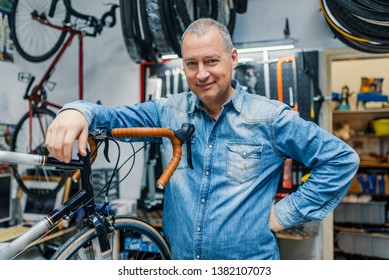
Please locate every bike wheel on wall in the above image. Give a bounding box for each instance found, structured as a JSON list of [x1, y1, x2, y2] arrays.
[[10, 107, 69, 199], [51, 216, 172, 260], [216, 0, 236, 35], [10, 0, 71, 62], [120, 0, 240, 63]]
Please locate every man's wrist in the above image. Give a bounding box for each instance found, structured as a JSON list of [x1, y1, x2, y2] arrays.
[[270, 205, 285, 232]]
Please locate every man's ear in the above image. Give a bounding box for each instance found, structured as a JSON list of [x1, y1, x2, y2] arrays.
[[231, 48, 238, 68]]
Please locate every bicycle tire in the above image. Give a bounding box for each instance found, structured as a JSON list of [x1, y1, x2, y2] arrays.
[[51, 216, 172, 260], [159, 0, 182, 57], [10, 107, 70, 199], [328, 24, 389, 54], [355, 0, 389, 12], [119, 0, 143, 63], [325, 0, 389, 42], [146, 0, 175, 59], [10, 0, 71, 63], [174, 0, 192, 32], [337, 0, 389, 21], [138, 0, 161, 63], [216, 0, 236, 35]]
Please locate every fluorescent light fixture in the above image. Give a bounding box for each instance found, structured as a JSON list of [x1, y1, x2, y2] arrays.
[[237, 57, 254, 63], [161, 54, 179, 60], [235, 38, 296, 54], [237, 44, 295, 54]]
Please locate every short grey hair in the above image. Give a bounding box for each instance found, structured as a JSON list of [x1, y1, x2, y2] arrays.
[[181, 18, 233, 53]]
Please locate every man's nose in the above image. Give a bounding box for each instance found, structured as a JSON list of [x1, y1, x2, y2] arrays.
[[196, 64, 209, 80]]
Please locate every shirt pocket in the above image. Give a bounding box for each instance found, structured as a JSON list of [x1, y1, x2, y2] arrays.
[[227, 143, 262, 184]]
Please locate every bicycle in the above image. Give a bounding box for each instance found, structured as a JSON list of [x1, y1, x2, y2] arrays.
[[0, 124, 195, 260], [9, 0, 119, 199]]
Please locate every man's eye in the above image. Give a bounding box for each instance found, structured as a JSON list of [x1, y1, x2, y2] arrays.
[[207, 59, 219, 65], [186, 61, 196, 67]]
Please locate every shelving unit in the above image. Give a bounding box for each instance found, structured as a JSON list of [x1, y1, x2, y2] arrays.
[[333, 108, 389, 259]]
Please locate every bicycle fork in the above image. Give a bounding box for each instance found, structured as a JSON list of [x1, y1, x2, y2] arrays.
[[82, 213, 114, 260]]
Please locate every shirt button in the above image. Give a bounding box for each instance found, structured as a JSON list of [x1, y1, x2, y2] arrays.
[[196, 255, 201, 259], [208, 144, 213, 149], [201, 198, 206, 203], [205, 171, 209, 176], [196, 227, 201, 232]]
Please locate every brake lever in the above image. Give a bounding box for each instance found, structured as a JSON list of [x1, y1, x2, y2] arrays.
[[186, 140, 193, 169], [174, 123, 195, 169], [89, 130, 110, 162], [103, 139, 110, 163]]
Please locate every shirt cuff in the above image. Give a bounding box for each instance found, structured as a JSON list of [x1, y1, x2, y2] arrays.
[[59, 101, 93, 127], [273, 195, 304, 228]]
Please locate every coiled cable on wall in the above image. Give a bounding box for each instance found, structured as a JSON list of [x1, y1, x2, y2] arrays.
[[320, 0, 389, 53]]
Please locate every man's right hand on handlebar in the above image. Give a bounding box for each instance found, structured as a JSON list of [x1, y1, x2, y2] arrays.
[[45, 109, 89, 163]]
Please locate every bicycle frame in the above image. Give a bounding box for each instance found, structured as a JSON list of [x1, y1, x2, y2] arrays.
[[0, 150, 92, 260], [20, 0, 119, 109], [20, 14, 86, 156], [27, 13, 85, 109]]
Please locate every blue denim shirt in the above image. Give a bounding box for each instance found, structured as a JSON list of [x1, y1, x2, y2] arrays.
[[62, 80, 359, 260]]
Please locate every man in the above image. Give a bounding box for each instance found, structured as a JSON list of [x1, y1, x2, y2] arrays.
[[45, 18, 359, 259]]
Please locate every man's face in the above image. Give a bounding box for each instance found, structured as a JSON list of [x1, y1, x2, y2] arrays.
[[181, 27, 238, 107]]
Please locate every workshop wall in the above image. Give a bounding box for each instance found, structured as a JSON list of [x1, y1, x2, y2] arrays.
[[0, 0, 343, 202]]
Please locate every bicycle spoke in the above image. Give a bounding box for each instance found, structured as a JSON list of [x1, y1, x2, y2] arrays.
[[11, 108, 69, 199], [51, 217, 171, 260], [11, 0, 70, 62]]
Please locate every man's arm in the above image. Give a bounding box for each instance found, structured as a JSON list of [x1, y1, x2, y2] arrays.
[[271, 108, 360, 228]]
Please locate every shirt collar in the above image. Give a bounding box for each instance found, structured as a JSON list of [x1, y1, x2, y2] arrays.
[[192, 79, 244, 114]]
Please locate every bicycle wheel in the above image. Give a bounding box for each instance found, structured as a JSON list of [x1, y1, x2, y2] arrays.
[[216, 0, 236, 35], [51, 216, 172, 260], [10, 107, 69, 199], [10, 0, 70, 62]]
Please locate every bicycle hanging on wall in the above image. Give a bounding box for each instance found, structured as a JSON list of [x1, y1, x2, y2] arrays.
[[9, 0, 118, 199]]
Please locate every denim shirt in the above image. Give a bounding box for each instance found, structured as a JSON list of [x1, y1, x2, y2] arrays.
[[62, 80, 359, 260]]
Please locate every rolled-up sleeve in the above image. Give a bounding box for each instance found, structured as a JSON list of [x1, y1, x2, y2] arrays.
[[272, 109, 360, 228]]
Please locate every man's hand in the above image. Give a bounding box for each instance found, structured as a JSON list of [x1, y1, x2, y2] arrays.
[[45, 109, 89, 163]]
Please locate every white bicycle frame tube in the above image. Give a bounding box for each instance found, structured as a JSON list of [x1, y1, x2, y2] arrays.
[[0, 220, 51, 259], [0, 150, 45, 166]]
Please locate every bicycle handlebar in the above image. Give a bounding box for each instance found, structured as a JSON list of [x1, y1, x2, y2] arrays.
[[108, 124, 195, 189], [0, 124, 194, 190], [45, 0, 119, 37]]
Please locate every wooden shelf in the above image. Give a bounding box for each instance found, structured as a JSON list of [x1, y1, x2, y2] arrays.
[[333, 108, 389, 115], [359, 161, 389, 168], [350, 134, 388, 138]]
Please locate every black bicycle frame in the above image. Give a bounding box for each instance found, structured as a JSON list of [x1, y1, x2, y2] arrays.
[[0, 148, 116, 260]]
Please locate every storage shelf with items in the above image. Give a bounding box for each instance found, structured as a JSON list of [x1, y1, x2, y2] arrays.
[[333, 109, 389, 167], [333, 106, 389, 259]]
